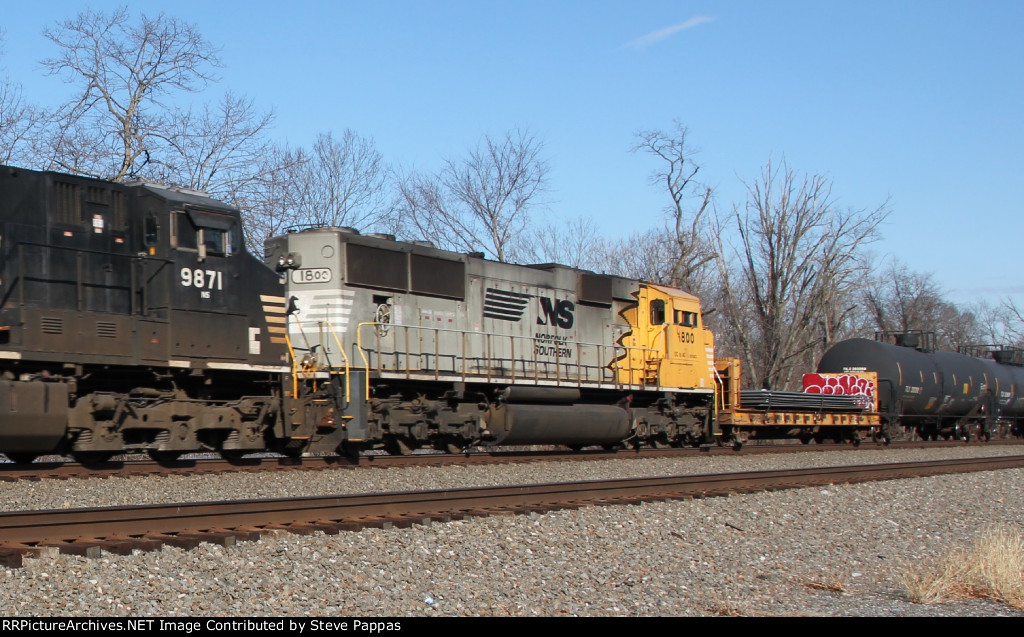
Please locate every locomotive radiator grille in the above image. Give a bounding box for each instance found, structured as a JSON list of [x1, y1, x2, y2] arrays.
[[96, 322, 118, 339], [40, 317, 63, 335]]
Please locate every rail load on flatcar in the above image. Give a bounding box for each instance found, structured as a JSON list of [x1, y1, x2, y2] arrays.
[[712, 358, 884, 447]]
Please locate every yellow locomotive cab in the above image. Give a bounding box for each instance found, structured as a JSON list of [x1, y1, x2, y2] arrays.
[[617, 283, 715, 390]]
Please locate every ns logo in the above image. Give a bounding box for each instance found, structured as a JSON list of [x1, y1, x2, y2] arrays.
[[537, 297, 575, 329]]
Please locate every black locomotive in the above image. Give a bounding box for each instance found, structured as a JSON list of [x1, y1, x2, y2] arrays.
[[0, 165, 298, 462]]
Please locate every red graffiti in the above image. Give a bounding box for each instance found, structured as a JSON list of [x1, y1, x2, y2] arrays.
[[802, 373, 875, 400]]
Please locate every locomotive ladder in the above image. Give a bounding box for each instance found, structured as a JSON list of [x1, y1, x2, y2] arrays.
[[642, 357, 661, 385]]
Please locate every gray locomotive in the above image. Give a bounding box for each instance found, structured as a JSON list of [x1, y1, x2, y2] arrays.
[[263, 225, 718, 454]]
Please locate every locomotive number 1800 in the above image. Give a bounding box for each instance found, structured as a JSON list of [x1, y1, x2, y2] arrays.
[[181, 267, 224, 291]]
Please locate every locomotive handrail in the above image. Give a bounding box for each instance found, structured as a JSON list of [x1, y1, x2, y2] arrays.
[[324, 321, 352, 404], [354, 321, 661, 388], [354, 322, 374, 401], [278, 316, 358, 407], [13, 239, 175, 261], [649, 322, 669, 354], [283, 332, 300, 399], [13, 240, 176, 316]]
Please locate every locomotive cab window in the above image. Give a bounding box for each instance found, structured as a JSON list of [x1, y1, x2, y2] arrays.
[[650, 299, 666, 325], [674, 310, 698, 327], [203, 228, 227, 256], [144, 215, 159, 248], [172, 212, 198, 250], [172, 210, 239, 257]]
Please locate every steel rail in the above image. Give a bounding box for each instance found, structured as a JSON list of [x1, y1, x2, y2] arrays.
[[1, 456, 1022, 553], [4, 439, 1020, 482]]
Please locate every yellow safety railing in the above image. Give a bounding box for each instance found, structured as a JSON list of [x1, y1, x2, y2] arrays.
[[284, 317, 356, 404], [324, 320, 352, 403]]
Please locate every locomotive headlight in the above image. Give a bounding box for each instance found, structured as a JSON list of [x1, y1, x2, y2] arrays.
[[276, 252, 302, 270]]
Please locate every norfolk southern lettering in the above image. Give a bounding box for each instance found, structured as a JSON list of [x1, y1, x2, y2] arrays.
[[534, 332, 574, 358], [535, 296, 575, 356]]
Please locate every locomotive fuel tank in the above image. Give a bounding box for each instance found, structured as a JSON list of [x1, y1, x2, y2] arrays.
[[485, 387, 632, 446], [485, 403, 631, 446]]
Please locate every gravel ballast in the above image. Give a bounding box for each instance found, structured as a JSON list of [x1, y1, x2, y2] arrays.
[[2, 445, 1023, 617]]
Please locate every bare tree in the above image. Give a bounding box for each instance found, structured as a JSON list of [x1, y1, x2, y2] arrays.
[[234, 144, 301, 253], [397, 129, 548, 262], [862, 260, 980, 350], [632, 122, 716, 294], [282, 130, 395, 233], [998, 300, 1024, 347], [40, 7, 221, 181], [0, 34, 45, 167], [588, 230, 670, 282], [235, 131, 395, 252], [153, 91, 276, 196], [0, 81, 44, 167], [523, 215, 603, 269], [714, 158, 888, 390]]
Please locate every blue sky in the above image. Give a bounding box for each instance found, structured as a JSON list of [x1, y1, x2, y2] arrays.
[[3, 1, 1023, 306]]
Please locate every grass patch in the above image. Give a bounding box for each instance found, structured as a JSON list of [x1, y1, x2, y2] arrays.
[[902, 525, 1024, 609]]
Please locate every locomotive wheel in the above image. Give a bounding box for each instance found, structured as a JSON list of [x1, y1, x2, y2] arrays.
[[651, 435, 671, 449], [223, 448, 262, 464], [148, 450, 182, 464], [74, 452, 115, 466], [436, 440, 463, 455], [5, 453, 38, 464], [385, 436, 414, 455], [339, 441, 364, 458]]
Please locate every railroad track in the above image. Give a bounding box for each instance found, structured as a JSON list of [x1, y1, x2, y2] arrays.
[[3, 439, 1019, 482], [2, 454, 1023, 568]]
